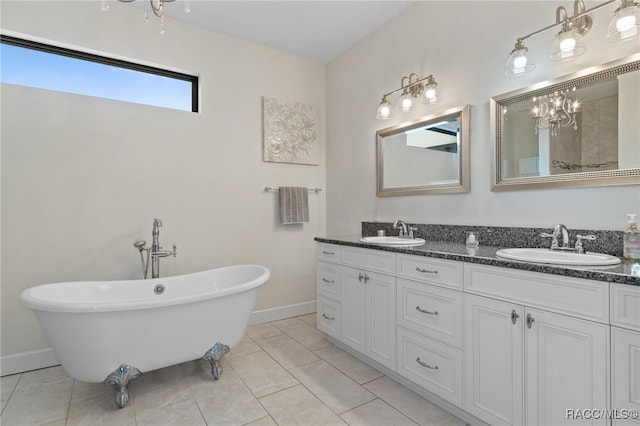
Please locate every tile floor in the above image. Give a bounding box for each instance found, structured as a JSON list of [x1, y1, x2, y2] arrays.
[[0, 313, 467, 426]]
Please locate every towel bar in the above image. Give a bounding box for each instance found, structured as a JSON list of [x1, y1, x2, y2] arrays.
[[264, 186, 322, 193]]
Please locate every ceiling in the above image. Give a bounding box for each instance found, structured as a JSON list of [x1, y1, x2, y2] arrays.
[[151, 1, 415, 63]]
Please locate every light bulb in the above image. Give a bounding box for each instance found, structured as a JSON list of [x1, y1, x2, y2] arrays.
[[559, 36, 576, 51], [617, 15, 636, 31], [513, 55, 528, 68]]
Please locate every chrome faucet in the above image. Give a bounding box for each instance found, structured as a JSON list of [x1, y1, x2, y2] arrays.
[[540, 224, 596, 253], [541, 224, 571, 250], [133, 219, 177, 279], [393, 220, 417, 239]]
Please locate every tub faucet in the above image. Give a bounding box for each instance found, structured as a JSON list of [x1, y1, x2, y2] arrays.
[[152, 219, 162, 253], [134, 219, 176, 279]]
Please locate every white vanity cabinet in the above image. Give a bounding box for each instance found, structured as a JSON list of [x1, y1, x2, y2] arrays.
[[611, 284, 640, 425], [316, 240, 635, 426], [317, 244, 396, 370], [463, 264, 610, 426]]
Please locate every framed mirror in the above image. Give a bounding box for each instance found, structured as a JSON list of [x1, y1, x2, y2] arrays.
[[377, 105, 470, 196], [491, 53, 640, 191]]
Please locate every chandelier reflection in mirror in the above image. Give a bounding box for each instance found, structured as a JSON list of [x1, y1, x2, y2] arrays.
[[376, 73, 439, 120], [505, 0, 639, 77], [531, 89, 580, 136], [100, 0, 191, 34]]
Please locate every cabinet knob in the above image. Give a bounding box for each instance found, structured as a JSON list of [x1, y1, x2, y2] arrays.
[[511, 310, 520, 324], [416, 357, 439, 370], [526, 313, 535, 329], [358, 273, 364, 282]]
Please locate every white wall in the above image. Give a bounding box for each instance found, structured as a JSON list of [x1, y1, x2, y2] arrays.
[[326, 1, 640, 235], [1, 1, 325, 364]]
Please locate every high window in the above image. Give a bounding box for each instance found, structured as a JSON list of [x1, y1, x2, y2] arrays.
[[1, 35, 199, 113]]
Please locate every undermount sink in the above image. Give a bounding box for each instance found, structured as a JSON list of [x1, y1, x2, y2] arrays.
[[360, 236, 426, 247], [496, 248, 621, 266]]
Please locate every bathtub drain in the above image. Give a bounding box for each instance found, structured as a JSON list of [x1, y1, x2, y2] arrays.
[[153, 284, 165, 295]]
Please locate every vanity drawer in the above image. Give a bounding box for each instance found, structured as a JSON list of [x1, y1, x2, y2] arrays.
[[397, 327, 463, 406], [342, 246, 395, 274], [464, 263, 609, 324], [318, 243, 342, 263], [397, 279, 463, 348], [317, 297, 341, 339], [611, 284, 640, 332], [317, 261, 341, 300], [397, 254, 463, 289]]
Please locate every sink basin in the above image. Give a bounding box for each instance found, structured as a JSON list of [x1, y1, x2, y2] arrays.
[[496, 248, 621, 266], [360, 236, 426, 247]]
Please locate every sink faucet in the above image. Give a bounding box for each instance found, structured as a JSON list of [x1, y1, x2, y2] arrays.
[[393, 220, 417, 239], [540, 224, 570, 250]]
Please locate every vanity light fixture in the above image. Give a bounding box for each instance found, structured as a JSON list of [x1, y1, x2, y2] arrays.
[[607, 0, 640, 41], [531, 89, 580, 137], [504, 0, 639, 76], [376, 73, 439, 120], [100, 0, 191, 34]]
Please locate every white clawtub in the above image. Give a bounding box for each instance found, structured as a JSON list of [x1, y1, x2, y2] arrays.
[[20, 264, 269, 407]]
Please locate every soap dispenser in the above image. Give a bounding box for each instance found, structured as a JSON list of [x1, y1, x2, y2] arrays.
[[623, 213, 640, 261]]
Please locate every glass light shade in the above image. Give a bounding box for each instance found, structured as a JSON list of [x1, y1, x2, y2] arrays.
[[607, 3, 640, 41], [550, 29, 586, 61], [505, 48, 535, 76], [421, 82, 438, 104], [397, 92, 414, 112], [376, 98, 392, 119]]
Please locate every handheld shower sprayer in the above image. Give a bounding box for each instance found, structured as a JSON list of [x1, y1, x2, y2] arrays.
[[133, 240, 150, 279]]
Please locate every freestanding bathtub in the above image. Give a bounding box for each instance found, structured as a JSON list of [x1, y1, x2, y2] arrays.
[[20, 264, 269, 407]]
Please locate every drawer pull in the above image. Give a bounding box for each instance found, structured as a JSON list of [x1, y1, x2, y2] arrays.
[[322, 313, 335, 321], [322, 251, 335, 255], [322, 278, 335, 284], [416, 306, 438, 315], [416, 357, 439, 370], [416, 267, 438, 274]]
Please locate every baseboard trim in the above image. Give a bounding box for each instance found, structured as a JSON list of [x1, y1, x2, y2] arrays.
[[1, 348, 60, 377], [2, 301, 318, 376], [249, 300, 316, 325]]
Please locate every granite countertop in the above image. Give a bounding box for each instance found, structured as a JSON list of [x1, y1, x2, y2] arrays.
[[315, 235, 640, 286]]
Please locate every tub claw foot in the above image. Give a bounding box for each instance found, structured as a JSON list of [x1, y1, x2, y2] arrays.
[[203, 342, 230, 380], [104, 364, 141, 409]]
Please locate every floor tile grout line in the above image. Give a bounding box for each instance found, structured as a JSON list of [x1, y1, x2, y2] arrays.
[[191, 394, 209, 426], [0, 373, 23, 417]]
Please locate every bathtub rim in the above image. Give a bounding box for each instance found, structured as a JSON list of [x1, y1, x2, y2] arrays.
[[20, 264, 270, 314]]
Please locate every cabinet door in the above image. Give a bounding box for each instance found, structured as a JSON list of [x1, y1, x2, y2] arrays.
[[463, 294, 524, 426], [612, 327, 640, 425], [525, 308, 609, 426], [342, 266, 366, 353], [365, 270, 396, 370]]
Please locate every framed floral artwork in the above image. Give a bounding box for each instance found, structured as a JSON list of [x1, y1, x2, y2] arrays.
[[262, 96, 319, 165]]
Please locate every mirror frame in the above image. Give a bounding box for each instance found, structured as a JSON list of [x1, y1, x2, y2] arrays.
[[490, 53, 640, 191], [376, 105, 470, 197]]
